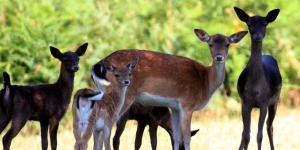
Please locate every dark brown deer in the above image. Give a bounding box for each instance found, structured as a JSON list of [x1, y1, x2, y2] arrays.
[[91, 29, 248, 150], [73, 58, 138, 150], [0, 43, 88, 150], [234, 7, 282, 150], [113, 102, 199, 150]]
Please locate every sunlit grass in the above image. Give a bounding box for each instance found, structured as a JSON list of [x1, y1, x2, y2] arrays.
[[0, 105, 299, 150]]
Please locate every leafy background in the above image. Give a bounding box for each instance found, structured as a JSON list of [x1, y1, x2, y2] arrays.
[[0, 0, 299, 133]]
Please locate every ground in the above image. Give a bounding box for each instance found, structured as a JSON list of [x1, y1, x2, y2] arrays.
[[0, 105, 299, 150]]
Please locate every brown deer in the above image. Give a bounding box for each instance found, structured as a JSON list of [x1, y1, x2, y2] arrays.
[[72, 58, 138, 150], [113, 102, 199, 150], [0, 43, 88, 150], [91, 29, 248, 150], [234, 7, 282, 150]]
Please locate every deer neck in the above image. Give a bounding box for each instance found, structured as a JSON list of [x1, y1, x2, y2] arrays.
[[56, 65, 75, 100], [248, 39, 264, 80], [109, 84, 128, 114], [208, 61, 226, 93]]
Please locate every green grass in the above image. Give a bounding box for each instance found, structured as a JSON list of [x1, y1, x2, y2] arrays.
[[1, 105, 299, 150]]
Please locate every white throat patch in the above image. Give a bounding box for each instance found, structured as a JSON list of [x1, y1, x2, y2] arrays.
[[91, 72, 111, 92]]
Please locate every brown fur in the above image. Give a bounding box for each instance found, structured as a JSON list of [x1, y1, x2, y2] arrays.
[[92, 29, 248, 150], [0, 43, 87, 150], [73, 58, 138, 150], [72, 88, 100, 150]]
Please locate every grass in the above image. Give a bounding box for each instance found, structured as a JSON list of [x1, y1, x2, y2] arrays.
[[0, 105, 299, 150]]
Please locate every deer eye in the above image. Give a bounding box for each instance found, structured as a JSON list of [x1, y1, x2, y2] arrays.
[[115, 74, 119, 78], [209, 44, 213, 47], [64, 59, 70, 64], [226, 44, 230, 47], [129, 73, 131, 76]]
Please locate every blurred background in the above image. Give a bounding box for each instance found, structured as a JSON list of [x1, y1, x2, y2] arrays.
[[0, 0, 299, 149]]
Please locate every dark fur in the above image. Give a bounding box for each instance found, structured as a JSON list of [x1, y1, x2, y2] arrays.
[[0, 72, 11, 115], [0, 43, 87, 150], [234, 7, 282, 150], [92, 62, 108, 82], [113, 102, 199, 150]]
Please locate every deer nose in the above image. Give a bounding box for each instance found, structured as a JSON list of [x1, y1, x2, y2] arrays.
[[72, 66, 79, 71], [215, 55, 224, 62], [123, 80, 130, 85], [252, 34, 264, 41]]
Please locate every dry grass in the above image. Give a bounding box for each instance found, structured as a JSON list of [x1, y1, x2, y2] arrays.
[[0, 105, 299, 150]]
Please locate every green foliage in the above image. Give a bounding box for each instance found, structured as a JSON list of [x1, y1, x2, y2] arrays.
[[1, 0, 300, 133]]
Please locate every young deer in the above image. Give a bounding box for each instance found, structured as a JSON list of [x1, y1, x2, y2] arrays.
[[72, 58, 138, 150], [91, 29, 248, 150], [234, 7, 282, 150], [0, 43, 88, 150], [113, 102, 199, 150]]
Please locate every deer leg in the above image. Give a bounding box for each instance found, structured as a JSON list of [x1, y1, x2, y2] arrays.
[[135, 121, 146, 150], [113, 115, 128, 150], [181, 110, 192, 150], [103, 126, 112, 150], [239, 105, 252, 150], [93, 130, 101, 150], [171, 110, 181, 150], [98, 131, 104, 150], [160, 120, 174, 150], [266, 101, 278, 150], [166, 129, 175, 150], [2, 117, 27, 150], [149, 121, 159, 150], [40, 121, 49, 150], [49, 118, 59, 150], [79, 142, 88, 150], [257, 106, 267, 150], [0, 113, 10, 134], [74, 141, 80, 150]]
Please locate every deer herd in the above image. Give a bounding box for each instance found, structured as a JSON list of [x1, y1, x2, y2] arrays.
[[0, 6, 282, 150]]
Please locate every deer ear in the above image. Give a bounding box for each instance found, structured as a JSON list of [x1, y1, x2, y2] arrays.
[[76, 43, 88, 56], [265, 9, 280, 23], [194, 29, 210, 42], [127, 57, 139, 71], [234, 7, 249, 23], [229, 31, 248, 43], [103, 59, 116, 72], [50, 46, 62, 59]]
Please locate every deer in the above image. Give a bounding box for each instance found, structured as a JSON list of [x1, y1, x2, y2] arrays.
[[0, 43, 88, 150], [113, 102, 199, 150], [72, 58, 138, 150], [233, 7, 282, 150], [91, 29, 248, 150]]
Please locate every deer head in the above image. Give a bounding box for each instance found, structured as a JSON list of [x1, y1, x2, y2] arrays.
[[194, 29, 248, 63], [50, 43, 88, 72], [234, 7, 280, 41], [103, 57, 139, 87]]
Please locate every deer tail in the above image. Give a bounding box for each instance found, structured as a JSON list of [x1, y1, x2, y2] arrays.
[[1, 72, 12, 114], [3, 72, 11, 87]]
